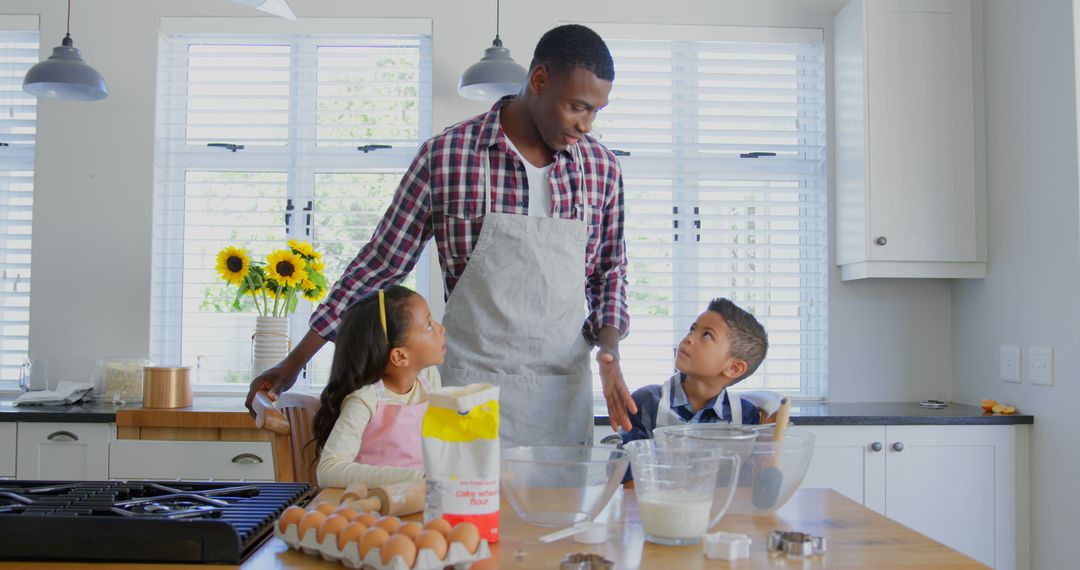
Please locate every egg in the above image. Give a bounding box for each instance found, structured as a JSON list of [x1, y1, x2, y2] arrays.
[[312, 501, 337, 515], [374, 515, 402, 534], [448, 521, 481, 554], [278, 505, 306, 533], [334, 506, 360, 522], [358, 527, 390, 558], [381, 534, 418, 567], [415, 529, 449, 560], [423, 517, 452, 537], [298, 510, 328, 539], [354, 512, 378, 527], [396, 521, 423, 540], [337, 521, 369, 551], [317, 514, 350, 544]]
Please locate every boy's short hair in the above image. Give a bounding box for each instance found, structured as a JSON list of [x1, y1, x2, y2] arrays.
[[708, 298, 768, 384], [530, 24, 615, 82]]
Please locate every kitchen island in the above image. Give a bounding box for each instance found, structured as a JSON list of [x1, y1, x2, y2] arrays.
[[0, 487, 983, 569]]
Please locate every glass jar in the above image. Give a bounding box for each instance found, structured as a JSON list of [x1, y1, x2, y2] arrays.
[[95, 358, 149, 403]]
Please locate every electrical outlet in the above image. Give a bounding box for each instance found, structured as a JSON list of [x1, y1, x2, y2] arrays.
[[1029, 346, 1054, 386], [1000, 345, 1021, 383]]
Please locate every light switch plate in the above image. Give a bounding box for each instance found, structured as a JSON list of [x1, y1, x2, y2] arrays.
[[1000, 345, 1021, 383], [1029, 346, 1053, 386]]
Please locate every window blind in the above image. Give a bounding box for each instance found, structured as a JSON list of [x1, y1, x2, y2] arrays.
[[594, 33, 828, 398], [151, 31, 432, 389], [0, 25, 38, 386]]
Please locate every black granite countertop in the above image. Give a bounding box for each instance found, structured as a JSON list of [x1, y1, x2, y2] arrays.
[[4, 396, 1033, 426], [594, 401, 1034, 426], [0, 397, 122, 423]]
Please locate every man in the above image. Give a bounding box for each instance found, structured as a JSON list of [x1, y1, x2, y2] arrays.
[[246, 24, 635, 446]]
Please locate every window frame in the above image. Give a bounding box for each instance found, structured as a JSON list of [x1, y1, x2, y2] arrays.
[[150, 21, 433, 394]]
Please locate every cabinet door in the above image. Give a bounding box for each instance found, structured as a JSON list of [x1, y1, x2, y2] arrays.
[[866, 0, 976, 262], [884, 425, 1004, 568], [798, 426, 886, 513], [109, 440, 276, 481], [16, 422, 112, 480], [0, 422, 16, 477]]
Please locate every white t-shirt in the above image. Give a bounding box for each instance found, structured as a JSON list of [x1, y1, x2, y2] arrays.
[[503, 133, 553, 217], [316, 366, 441, 488]]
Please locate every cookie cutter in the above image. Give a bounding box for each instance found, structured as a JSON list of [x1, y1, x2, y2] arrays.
[[559, 553, 614, 570], [768, 530, 827, 556]]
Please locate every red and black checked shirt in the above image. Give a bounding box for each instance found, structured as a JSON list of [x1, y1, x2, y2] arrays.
[[310, 97, 629, 343]]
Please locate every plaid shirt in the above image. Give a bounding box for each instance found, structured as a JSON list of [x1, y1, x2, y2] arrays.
[[310, 97, 629, 343]]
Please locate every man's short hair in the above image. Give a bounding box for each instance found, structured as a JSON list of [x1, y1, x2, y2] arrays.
[[530, 24, 615, 82], [708, 298, 769, 383]]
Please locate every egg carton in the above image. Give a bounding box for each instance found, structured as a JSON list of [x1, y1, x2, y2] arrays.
[[275, 521, 492, 569], [337, 539, 493, 570]]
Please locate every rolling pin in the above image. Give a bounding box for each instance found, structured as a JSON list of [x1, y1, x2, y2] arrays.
[[339, 482, 369, 504], [342, 479, 425, 517]]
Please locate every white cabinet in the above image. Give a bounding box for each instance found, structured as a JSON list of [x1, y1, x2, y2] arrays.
[[800, 424, 1028, 570], [834, 0, 986, 280], [109, 440, 275, 481], [15, 422, 112, 480], [0, 422, 16, 477]]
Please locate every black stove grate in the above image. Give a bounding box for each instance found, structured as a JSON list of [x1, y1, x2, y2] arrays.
[[0, 479, 317, 564]]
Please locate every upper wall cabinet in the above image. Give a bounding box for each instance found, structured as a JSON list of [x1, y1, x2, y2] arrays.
[[834, 0, 986, 280]]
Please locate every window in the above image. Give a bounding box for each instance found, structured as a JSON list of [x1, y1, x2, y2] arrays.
[[592, 25, 828, 399], [151, 23, 432, 390], [0, 20, 38, 387]]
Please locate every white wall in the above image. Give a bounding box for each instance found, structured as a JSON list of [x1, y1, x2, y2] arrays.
[[7, 0, 953, 404], [953, 1, 1079, 568]]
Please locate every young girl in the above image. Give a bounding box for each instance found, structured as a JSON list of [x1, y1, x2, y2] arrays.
[[312, 285, 446, 487]]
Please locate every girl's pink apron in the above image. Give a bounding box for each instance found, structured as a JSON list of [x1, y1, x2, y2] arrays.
[[355, 377, 429, 469]]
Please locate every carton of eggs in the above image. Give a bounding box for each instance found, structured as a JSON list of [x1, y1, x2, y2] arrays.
[[275, 502, 491, 569]]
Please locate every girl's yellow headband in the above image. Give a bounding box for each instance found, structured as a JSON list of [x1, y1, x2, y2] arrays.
[[378, 289, 387, 339]]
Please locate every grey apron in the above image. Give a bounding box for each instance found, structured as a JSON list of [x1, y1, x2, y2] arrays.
[[440, 147, 593, 447], [656, 375, 743, 428]]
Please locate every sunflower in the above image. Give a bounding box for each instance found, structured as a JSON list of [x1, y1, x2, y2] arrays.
[[303, 287, 325, 302], [265, 250, 308, 288], [288, 239, 316, 259], [215, 246, 250, 285], [308, 258, 325, 274]]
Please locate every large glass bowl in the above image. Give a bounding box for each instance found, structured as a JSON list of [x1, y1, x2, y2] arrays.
[[500, 445, 629, 527], [654, 425, 815, 515]]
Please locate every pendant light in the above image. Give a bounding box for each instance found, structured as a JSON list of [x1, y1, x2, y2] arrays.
[[230, 0, 297, 20], [458, 0, 527, 101], [23, 0, 107, 101]]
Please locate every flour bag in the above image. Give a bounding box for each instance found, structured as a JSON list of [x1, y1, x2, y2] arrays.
[[421, 383, 500, 542]]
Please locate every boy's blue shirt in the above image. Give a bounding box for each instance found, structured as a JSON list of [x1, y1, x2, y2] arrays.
[[621, 373, 761, 445]]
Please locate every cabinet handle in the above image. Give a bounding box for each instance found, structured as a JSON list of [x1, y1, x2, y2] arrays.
[[870, 441, 883, 452], [600, 434, 622, 446], [875, 236, 888, 246], [46, 430, 79, 442], [231, 453, 264, 464], [892, 442, 904, 452]]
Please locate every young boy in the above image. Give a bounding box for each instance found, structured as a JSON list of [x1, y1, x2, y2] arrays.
[[622, 298, 769, 444]]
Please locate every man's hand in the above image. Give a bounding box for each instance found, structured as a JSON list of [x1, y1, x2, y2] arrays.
[[245, 328, 329, 417], [596, 326, 637, 432], [244, 364, 299, 417]]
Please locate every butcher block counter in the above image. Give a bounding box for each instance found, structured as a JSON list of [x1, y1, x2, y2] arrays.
[[0, 487, 983, 569]]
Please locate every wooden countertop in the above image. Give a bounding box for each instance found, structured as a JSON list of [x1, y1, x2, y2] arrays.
[[1, 488, 985, 569]]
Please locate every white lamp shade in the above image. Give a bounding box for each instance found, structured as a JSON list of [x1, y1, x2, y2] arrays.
[[23, 43, 107, 101], [231, 0, 296, 20], [458, 43, 527, 101]]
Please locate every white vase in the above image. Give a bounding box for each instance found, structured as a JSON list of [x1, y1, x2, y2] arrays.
[[252, 316, 291, 377]]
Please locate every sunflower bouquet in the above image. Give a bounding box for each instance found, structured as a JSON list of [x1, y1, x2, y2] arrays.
[[215, 240, 328, 316]]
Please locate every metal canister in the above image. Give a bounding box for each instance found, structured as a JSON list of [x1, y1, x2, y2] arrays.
[[141, 366, 193, 408]]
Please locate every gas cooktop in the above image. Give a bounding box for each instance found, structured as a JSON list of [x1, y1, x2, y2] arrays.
[[0, 479, 317, 564]]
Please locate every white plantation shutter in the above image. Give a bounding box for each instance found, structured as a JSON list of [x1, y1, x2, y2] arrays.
[[0, 21, 38, 386], [151, 27, 432, 389], [593, 27, 828, 398]]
